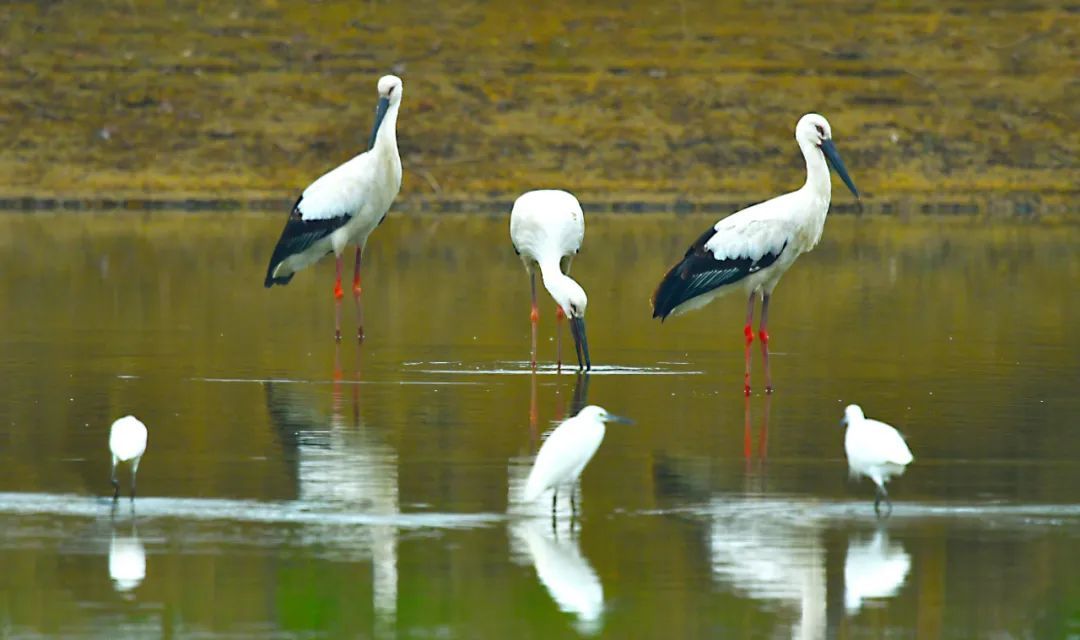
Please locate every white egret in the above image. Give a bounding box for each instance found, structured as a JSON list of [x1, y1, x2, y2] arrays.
[[523, 405, 633, 518], [510, 189, 590, 370], [264, 74, 404, 343], [651, 113, 860, 395], [109, 415, 147, 500], [842, 404, 914, 516]]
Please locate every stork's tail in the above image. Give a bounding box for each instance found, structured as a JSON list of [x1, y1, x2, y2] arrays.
[[651, 258, 692, 321]]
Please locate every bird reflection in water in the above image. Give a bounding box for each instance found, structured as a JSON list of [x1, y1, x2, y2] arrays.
[[844, 528, 911, 615], [510, 518, 605, 636], [742, 394, 771, 494], [108, 508, 145, 595], [264, 343, 398, 635]]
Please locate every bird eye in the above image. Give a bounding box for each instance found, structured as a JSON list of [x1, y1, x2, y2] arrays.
[[814, 124, 825, 137]]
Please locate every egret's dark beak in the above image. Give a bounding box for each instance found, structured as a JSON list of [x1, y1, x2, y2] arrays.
[[821, 139, 860, 204], [606, 414, 635, 426], [368, 96, 390, 149], [569, 316, 591, 371], [840, 417, 848, 427]]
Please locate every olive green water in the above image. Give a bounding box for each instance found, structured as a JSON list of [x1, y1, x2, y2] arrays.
[[0, 212, 1077, 638]]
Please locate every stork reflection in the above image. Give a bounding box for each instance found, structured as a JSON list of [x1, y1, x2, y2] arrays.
[[264, 345, 398, 634]]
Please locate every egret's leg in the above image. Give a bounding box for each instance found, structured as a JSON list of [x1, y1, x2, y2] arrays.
[[759, 292, 773, 394], [130, 457, 141, 500], [873, 485, 892, 518], [530, 271, 539, 369], [333, 255, 345, 343], [744, 293, 757, 396], [111, 457, 119, 500], [353, 247, 365, 343]]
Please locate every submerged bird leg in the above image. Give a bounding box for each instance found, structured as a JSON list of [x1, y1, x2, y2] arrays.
[[744, 293, 757, 396], [555, 306, 566, 373], [530, 271, 539, 369], [353, 247, 365, 343], [111, 458, 119, 500], [333, 256, 345, 342], [873, 485, 892, 518], [759, 292, 773, 394]]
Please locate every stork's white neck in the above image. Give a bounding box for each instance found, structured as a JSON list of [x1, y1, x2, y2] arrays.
[[799, 138, 832, 205], [373, 102, 400, 155], [538, 259, 578, 312]]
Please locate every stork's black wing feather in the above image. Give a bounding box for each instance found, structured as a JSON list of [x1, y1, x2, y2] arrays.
[[263, 196, 351, 287], [651, 226, 786, 320]]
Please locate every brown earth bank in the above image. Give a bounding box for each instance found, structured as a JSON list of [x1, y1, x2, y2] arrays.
[[0, 0, 1076, 213]]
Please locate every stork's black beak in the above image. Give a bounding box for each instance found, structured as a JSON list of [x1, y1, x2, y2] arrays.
[[569, 317, 591, 371], [368, 96, 390, 149], [821, 139, 860, 204], [606, 414, 635, 425]]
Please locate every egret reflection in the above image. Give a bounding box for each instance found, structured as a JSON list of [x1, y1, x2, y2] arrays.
[[510, 519, 604, 636], [108, 519, 145, 593], [844, 529, 911, 614]]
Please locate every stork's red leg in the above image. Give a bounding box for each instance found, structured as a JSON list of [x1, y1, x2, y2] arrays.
[[759, 292, 773, 394], [353, 247, 365, 343], [744, 292, 757, 396], [334, 256, 344, 342], [530, 270, 539, 369]]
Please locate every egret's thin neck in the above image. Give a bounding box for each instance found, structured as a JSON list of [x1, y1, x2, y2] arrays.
[[799, 139, 832, 202]]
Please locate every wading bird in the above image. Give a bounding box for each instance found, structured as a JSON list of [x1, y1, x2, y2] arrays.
[[109, 415, 147, 500], [510, 190, 590, 370], [842, 404, 913, 517], [523, 405, 633, 519], [264, 74, 404, 343], [651, 114, 860, 395]]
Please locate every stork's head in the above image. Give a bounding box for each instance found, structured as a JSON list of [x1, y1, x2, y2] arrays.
[[796, 113, 860, 202], [576, 405, 634, 425], [841, 404, 865, 427], [552, 277, 588, 320], [369, 75, 403, 148], [378, 75, 403, 104]]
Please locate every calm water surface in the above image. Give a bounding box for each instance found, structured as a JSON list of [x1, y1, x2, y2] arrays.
[[0, 212, 1077, 638]]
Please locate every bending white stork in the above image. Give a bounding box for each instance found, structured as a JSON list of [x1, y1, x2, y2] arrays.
[[109, 415, 147, 501], [842, 404, 914, 517], [510, 190, 590, 370], [651, 113, 859, 395], [523, 405, 634, 520], [264, 74, 404, 343]]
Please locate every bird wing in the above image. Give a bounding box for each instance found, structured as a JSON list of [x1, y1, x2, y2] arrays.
[[651, 211, 791, 319], [524, 420, 604, 502], [264, 150, 388, 286], [847, 419, 914, 466]]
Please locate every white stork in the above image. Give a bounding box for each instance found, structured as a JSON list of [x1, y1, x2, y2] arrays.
[[651, 113, 860, 395], [264, 74, 404, 343], [510, 190, 590, 370], [842, 404, 914, 517]]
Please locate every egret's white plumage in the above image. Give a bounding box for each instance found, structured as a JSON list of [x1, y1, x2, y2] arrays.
[[652, 114, 860, 394], [843, 404, 914, 515], [265, 74, 404, 342], [523, 405, 632, 515], [510, 190, 591, 370], [109, 415, 147, 500]]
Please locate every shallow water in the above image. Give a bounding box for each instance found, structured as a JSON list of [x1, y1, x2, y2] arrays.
[[0, 212, 1077, 638]]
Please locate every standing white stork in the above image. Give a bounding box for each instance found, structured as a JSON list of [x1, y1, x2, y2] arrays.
[[651, 113, 859, 395], [510, 190, 590, 370], [842, 404, 914, 517], [264, 74, 404, 343]]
